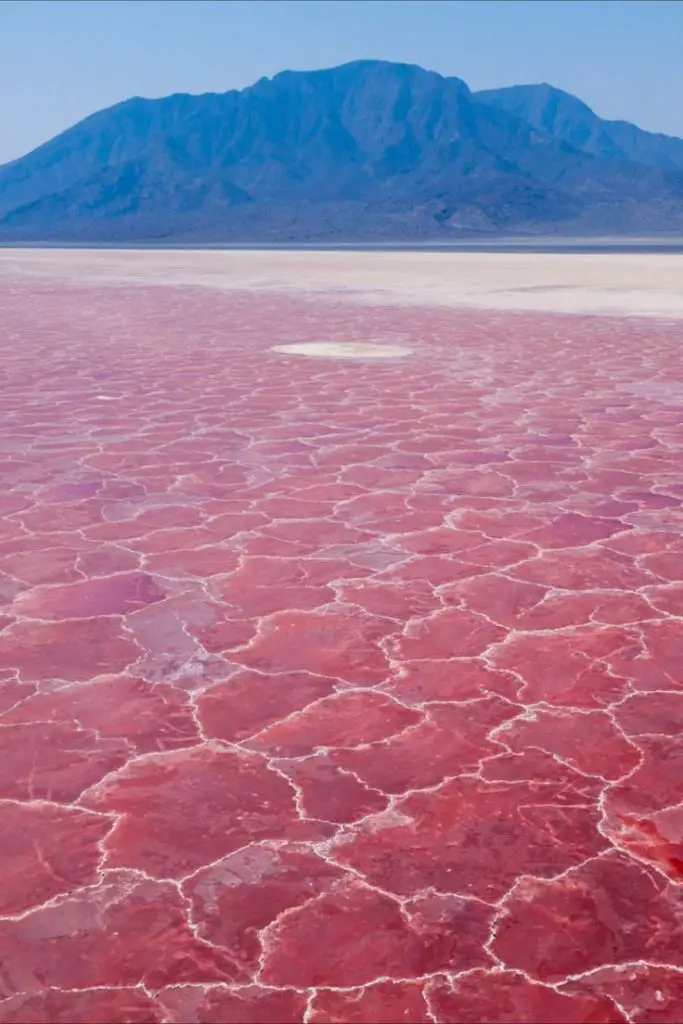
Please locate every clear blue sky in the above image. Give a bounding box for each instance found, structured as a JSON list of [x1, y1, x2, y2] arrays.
[[1, 0, 682, 164]]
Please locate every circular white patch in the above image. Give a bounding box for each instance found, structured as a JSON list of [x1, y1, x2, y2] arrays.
[[271, 342, 411, 360]]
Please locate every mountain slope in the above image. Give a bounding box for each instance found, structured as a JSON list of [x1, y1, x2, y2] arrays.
[[475, 83, 683, 172], [1, 60, 682, 241]]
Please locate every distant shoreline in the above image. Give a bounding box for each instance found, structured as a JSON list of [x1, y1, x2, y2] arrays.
[[2, 237, 683, 255], [3, 245, 683, 319]]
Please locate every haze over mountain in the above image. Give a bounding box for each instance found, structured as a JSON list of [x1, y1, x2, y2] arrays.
[[1, 59, 682, 242]]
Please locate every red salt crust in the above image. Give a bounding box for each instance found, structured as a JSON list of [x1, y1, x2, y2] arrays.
[[12, 570, 168, 619], [332, 696, 517, 793], [490, 625, 635, 707], [332, 774, 608, 903], [259, 880, 493, 987], [82, 746, 334, 878], [510, 546, 659, 590], [308, 980, 432, 1024], [2, 674, 200, 752], [492, 853, 683, 982], [243, 689, 421, 757], [604, 734, 683, 820], [213, 555, 344, 617], [275, 754, 389, 823], [1, 278, 683, 1021], [643, 581, 683, 616], [427, 971, 625, 1024], [0, 616, 141, 681], [498, 706, 640, 780], [196, 669, 339, 742], [383, 657, 521, 703], [233, 606, 396, 683], [184, 845, 346, 974], [392, 606, 507, 660], [0, 989, 165, 1024], [158, 985, 307, 1024], [613, 690, 683, 735], [0, 872, 239, 994], [563, 964, 683, 1024], [0, 720, 130, 802], [0, 801, 111, 915]]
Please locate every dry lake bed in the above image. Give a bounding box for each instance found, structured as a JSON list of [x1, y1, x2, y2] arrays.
[[1, 248, 683, 1023]]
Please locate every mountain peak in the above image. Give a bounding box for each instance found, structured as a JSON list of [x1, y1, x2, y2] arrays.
[[476, 81, 597, 122], [274, 58, 443, 77], [475, 81, 683, 169]]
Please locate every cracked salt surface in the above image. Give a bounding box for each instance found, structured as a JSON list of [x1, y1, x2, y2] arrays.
[[1, 272, 683, 1023]]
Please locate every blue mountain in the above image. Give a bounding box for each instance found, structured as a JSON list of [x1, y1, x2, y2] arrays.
[[1, 60, 682, 241]]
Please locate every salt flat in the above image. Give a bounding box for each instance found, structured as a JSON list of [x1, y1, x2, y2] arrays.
[[1, 250, 683, 1023], [1, 246, 683, 317]]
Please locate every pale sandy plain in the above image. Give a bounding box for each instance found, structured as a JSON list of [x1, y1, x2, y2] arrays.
[[0, 246, 682, 317]]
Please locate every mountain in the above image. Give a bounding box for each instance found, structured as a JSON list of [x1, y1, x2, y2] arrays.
[[1, 59, 682, 242], [475, 83, 683, 172]]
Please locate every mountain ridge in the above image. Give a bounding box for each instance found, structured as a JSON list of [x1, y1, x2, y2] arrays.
[[1, 59, 682, 242], [475, 82, 683, 171]]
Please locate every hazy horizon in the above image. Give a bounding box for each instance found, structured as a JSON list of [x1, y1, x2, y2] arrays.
[[1, 0, 682, 165]]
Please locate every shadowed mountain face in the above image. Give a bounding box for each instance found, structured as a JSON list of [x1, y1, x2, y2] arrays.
[[1, 60, 682, 241]]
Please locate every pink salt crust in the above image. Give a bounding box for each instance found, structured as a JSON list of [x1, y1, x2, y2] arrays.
[[0, 278, 683, 1024]]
